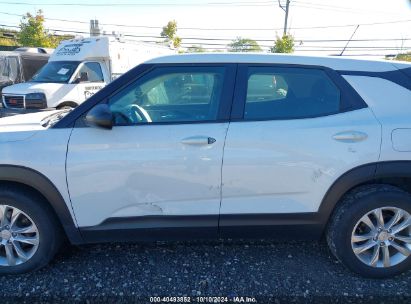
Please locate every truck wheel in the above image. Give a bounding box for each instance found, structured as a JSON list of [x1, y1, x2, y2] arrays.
[[327, 184, 411, 278], [0, 186, 63, 274]]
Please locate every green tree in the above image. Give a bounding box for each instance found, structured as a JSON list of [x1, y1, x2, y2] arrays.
[[270, 35, 295, 53], [17, 10, 59, 48], [160, 20, 181, 48], [394, 52, 411, 62], [186, 45, 205, 53], [0, 28, 18, 46], [0, 38, 17, 47], [228, 37, 262, 52]]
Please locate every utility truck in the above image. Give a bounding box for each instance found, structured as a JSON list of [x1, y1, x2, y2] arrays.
[[1, 36, 175, 112]]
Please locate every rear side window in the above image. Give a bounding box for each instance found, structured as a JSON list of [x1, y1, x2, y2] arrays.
[[244, 67, 341, 120]]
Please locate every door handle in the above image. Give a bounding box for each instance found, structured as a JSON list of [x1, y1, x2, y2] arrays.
[[181, 136, 216, 145], [332, 131, 368, 143]]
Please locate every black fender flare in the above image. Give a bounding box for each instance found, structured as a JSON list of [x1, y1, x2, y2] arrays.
[[318, 161, 411, 228], [0, 165, 83, 244]]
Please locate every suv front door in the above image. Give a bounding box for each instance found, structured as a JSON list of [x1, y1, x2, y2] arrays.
[[66, 64, 236, 239]]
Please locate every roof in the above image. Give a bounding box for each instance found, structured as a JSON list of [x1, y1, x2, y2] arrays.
[[0, 51, 50, 59], [145, 53, 403, 72]]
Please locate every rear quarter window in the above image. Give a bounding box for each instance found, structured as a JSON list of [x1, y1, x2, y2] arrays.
[[244, 67, 341, 120]]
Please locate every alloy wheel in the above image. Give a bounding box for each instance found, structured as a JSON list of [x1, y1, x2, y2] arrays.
[[351, 206, 411, 268], [0, 204, 40, 267]]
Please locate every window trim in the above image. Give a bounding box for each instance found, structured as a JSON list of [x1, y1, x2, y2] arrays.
[[107, 64, 236, 127], [231, 63, 367, 122]]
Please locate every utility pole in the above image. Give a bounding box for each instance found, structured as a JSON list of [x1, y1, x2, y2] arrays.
[[278, 0, 291, 36]]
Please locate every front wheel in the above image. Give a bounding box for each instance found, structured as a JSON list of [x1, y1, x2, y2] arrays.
[[327, 184, 411, 278], [0, 187, 63, 274]]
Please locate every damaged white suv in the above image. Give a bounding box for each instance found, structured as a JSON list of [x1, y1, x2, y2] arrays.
[[0, 53, 411, 278]]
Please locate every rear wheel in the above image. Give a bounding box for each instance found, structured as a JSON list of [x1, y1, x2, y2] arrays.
[[327, 185, 411, 278], [0, 187, 62, 274]]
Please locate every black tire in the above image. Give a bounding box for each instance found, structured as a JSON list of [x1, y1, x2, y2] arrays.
[[0, 185, 63, 274], [327, 184, 411, 278]]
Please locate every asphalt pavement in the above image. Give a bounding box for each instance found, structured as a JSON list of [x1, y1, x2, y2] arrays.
[[0, 239, 410, 303]]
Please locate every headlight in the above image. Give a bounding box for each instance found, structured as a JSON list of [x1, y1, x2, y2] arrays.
[[25, 93, 47, 109]]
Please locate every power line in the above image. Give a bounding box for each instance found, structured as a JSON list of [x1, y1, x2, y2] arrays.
[[0, 1, 277, 6], [0, 22, 410, 48], [294, 38, 411, 42], [0, 11, 410, 32], [293, 0, 406, 17], [1, 23, 411, 47]]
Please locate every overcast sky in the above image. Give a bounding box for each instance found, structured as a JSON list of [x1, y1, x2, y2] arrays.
[[0, 0, 410, 57]]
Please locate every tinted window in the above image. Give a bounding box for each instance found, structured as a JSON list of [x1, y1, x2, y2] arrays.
[[244, 67, 341, 120], [109, 66, 225, 125], [78, 62, 104, 82]]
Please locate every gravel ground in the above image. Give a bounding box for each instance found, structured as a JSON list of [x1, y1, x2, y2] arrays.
[[0, 239, 410, 303]]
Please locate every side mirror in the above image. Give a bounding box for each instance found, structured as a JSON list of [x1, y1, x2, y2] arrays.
[[85, 104, 113, 129]]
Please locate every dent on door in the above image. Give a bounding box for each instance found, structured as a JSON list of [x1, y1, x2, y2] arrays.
[[66, 123, 229, 227]]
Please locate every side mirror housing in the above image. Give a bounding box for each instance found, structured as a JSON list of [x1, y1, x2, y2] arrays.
[[85, 104, 113, 129]]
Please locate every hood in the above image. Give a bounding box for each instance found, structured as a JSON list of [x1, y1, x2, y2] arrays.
[[2, 82, 67, 97], [0, 110, 61, 142]]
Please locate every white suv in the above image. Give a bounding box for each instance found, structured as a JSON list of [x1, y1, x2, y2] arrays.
[[0, 53, 410, 277]]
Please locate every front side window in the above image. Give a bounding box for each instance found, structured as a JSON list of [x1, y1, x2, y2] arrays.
[[31, 61, 80, 83], [244, 67, 341, 120], [76, 62, 104, 82], [109, 66, 226, 125]]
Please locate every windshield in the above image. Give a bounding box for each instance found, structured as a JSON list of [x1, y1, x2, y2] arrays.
[[31, 61, 80, 83]]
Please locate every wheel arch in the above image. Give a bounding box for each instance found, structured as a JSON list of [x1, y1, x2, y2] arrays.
[[0, 165, 83, 244], [320, 161, 411, 229]]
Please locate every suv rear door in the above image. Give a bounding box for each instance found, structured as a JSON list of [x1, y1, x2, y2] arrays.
[[66, 64, 236, 240], [220, 64, 381, 236]]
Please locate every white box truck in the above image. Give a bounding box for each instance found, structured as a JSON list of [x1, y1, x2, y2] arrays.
[[1, 36, 175, 112]]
